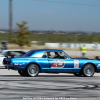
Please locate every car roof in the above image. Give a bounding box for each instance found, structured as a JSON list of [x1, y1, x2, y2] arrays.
[[30, 49, 63, 52]]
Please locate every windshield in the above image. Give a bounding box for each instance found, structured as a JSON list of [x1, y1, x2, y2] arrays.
[[63, 51, 71, 59]]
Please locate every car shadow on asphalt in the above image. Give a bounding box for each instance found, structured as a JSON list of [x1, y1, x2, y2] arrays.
[[0, 75, 99, 77], [0, 75, 74, 77], [37, 75, 75, 77], [0, 75, 20, 77], [38, 75, 99, 78]]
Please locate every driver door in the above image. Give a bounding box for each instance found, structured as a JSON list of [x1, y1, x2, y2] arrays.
[[48, 51, 74, 72]]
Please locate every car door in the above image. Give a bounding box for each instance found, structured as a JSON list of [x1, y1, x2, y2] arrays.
[[38, 52, 50, 72], [48, 51, 74, 72]]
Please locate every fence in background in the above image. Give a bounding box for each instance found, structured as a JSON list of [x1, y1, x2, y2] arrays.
[[45, 43, 100, 49]]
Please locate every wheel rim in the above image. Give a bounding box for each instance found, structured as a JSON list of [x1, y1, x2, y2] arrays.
[[28, 65, 39, 76], [84, 65, 94, 76]]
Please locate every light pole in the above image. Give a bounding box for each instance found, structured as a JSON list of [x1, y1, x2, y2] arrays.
[[9, 0, 13, 39]]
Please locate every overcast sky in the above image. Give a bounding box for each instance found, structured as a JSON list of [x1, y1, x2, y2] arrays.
[[0, 0, 100, 32]]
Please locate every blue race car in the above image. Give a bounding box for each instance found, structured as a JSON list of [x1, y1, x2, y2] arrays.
[[3, 49, 100, 77]]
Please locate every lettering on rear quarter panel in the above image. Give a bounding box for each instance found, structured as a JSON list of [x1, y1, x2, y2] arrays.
[[74, 60, 79, 68]]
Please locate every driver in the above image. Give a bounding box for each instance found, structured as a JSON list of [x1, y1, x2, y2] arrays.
[[54, 52, 61, 58]]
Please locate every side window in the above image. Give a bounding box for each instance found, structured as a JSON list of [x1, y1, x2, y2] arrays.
[[42, 52, 48, 58], [54, 52, 65, 59], [8, 51, 15, 56], [11, 51, 25, 57], [42, 51, 65, 59], [14, 51, 22, 56], [57, 52, 64, 57], [42, 52, 55, 58], [48, 52, 55, 58]]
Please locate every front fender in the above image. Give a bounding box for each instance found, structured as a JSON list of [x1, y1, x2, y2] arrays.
[[81, 62, 97, 71]]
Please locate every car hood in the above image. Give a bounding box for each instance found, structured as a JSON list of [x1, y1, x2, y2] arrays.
[[0, 54, 4, 57]]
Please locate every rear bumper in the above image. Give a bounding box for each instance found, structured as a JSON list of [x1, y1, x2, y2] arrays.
[[4, 64, 14, 69]]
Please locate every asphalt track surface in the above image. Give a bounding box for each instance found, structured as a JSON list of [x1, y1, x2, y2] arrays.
[[0, 69, 100, 100], [0, 50, 100, 100]]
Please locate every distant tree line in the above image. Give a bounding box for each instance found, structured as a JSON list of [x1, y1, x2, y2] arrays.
[[0, 21, 100, 48]]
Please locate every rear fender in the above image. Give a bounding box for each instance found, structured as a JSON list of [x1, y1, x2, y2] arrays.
[[25, 62, 41, 72]]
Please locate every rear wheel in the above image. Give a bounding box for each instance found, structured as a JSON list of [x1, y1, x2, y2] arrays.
[[26, 64, 39, 77], [82, 64, 95, 77], [18, 70, 27, 76], [73, 72, 82, 76]]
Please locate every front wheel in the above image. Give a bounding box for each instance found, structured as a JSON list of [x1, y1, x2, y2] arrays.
[[82, 64, 95, 77], [26, 64, 39, 77]]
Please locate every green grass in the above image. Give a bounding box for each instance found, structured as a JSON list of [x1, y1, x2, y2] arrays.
[[28, 34, 100, 43], [0, 33, 100, 43], [0, 34, 9, 41]]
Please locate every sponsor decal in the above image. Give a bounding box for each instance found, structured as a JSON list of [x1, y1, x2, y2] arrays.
[[51, 60, 65, 68], [14, 63, 19, 65], [14, 63, 25, 65], [20, 63, 22, 65], [74, 60, 79, 68], [97, 64, 100, 67]]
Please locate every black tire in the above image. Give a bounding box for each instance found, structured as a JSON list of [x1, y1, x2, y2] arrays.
[[18, 70, 27, 76], [26, 64, 39, 77], [73, 72, 82, 76], [82, 64, 95, 77], [5, 66, 7, 69]]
